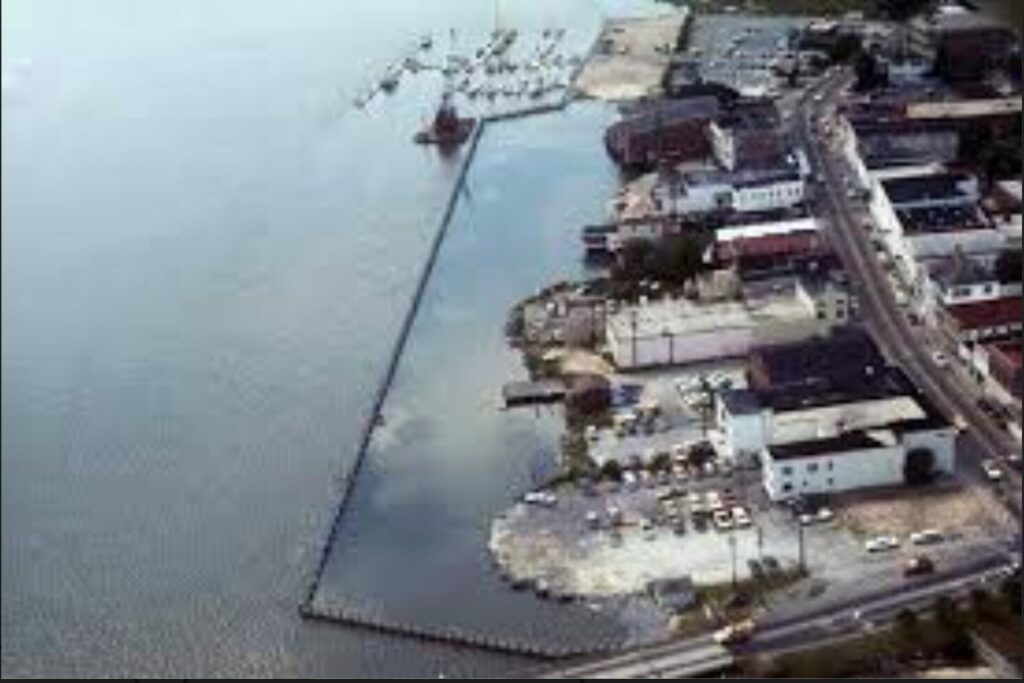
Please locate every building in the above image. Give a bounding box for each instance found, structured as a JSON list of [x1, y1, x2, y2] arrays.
[[937, 295, 1023, 348], [714, 331, 956, 499], [604, 97, 720, 170], [708, 99, 786, 171], [921, 248, 1022, 322], [761, 417, 955, 501], [869, 171, 1008, 292], [713, 217, 826, 274], [587, 165, 808, 254], [970, 340, 1023, 400], [908, 6, 1017, 82], [604, 278, 844, 369]]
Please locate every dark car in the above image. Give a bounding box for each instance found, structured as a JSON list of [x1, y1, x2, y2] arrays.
[[748, 559, 765, 581], [904, 555, 935, 577]]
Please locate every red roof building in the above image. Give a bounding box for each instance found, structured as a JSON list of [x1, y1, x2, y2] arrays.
[[942, 296, 1022, 343], [988, 341, 1023, 398]]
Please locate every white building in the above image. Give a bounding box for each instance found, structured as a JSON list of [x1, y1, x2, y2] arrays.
[[596, 165, 808, 253], [605, 278, 843, 369], [868, 171, 1008, 294], [761, 421, 956, 501]]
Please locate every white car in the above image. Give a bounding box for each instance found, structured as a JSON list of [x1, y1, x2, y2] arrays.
[[732, 506, 752, 528], [982, 460, 1004, 482], [865, 535, 900, 553], [713, 509, 734, 531], [816, 507, 834, 523], [910, 529, 944, 546], [932, 351, 949, 368], [524, 491, 557, 507]]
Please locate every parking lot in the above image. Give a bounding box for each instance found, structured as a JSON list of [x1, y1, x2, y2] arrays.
[[588, 360, 749, 468], [685, 14, 808, 96], [489, 459, 1015, 605]]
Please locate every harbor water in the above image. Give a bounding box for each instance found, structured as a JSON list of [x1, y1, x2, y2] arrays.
[[0, 0, 649, 677]]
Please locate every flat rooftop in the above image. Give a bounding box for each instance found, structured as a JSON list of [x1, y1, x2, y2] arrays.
[[881, 173, 976, 206], [606, 287, 811, 341], [946, 296, 1023, 331], [716, 216, 820, 242], [896, 204, 989, 235]]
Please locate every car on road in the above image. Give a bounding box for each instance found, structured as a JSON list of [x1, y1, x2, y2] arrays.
[[713, 618, 757, 645], [910, 529, 944, 546], [865, 535, 900, 553], [904, 555, 935, 577], [982, 459, 1004, 482], [931, 351, 949, 368], [1007, 453, 1022, 472]]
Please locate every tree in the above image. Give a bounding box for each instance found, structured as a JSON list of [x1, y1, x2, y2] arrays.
[[652, 232, 709, 285], [600, 458, 623, 482], [650, 451, 672, 473], [828, 34, 863, 64], [933, 596, 965, 631], [903, 448, 936, 486], [565, 374, 611, 417], [995, 249, 1022, 284], [1000, 574, 1022, 614], [895, 608, 920, 644], [614, 239, 655, 284]]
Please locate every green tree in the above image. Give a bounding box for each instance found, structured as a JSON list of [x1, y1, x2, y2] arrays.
[[650, 451, 672, 473], [895, 608, 920, 644], [1000, 574, 1022, 614], [828, 34, 863, 64], [903, 448, 936, 486], [600, 458, 623, 482], [933, 596, 965, 631]]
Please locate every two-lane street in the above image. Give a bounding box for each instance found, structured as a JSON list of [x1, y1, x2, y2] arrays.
[[795, 68, 1022, 519]]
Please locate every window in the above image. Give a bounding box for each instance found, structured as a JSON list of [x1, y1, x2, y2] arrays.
[[781, 466, 793, 476], [827, 461, 834, 471], [807, 463, 819, 473], [827, 477, 834, 487], [782, 483, 793, 492]]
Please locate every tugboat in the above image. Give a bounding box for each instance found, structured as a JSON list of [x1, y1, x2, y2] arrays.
[[413, 91, 475, 148]]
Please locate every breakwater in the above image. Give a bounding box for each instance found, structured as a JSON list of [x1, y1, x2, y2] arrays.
[[300, 47, 621, 661]]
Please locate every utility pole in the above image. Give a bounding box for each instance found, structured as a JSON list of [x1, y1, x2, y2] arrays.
[[797, 521, 806, 574], [729, 532, 738, 589], [756, 524, 764, 561]]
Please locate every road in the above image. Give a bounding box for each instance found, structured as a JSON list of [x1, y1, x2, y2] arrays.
[[537, 552, 1018, 678], [794, 67, 1023, 518]]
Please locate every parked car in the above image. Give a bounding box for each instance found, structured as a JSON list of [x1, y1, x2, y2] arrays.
[[982, 459, 1004, 482], [732, 506, 752, 528], [909, 529, 944, 546], [713, 509, 734, 531], [524, 491, 557, 507], [816, 507, 834, 523], [931, 351, 949, 368], [865, 535, 900, 553], [904, 555, 935, 577], [762, 556, 781, 575]]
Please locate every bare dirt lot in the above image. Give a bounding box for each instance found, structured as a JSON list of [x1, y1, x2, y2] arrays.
[[574, 12, 687, 101]]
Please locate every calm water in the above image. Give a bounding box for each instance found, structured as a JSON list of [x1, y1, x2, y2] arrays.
[[312, 103, 625, 651], [0, 0, 659, 677]]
